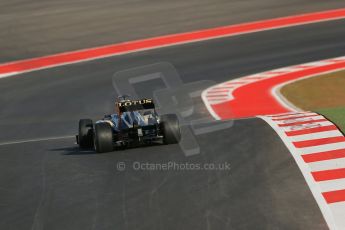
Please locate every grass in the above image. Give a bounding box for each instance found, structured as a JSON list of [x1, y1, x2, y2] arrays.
[[315, 107, 345, 134], [280, 70, 345, 133]]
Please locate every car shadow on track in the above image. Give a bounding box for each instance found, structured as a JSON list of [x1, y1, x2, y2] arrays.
[[50, 142, 166, 155], [50, 146, 97, 155]]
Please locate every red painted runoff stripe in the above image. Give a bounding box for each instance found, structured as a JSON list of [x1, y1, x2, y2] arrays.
[[210, 61, 345, 119], [285, 125, 338, 136], [272, 114, 319, 121], [277, 118, 327, 127], [269, 112, 308, 117], [323, 189, 345, 204], [1, 8, 345, 76], [260, 113, 345, 228], [302, 148, 345, 163], [312, 168, 345, 181], [293, 136, 345, 148]]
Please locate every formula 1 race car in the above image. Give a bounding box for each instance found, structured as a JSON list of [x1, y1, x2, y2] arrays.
[[76, 96, 181, 153]]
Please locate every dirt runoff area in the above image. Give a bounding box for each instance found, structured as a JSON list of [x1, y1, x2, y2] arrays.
[[281, 69, 345, 132]]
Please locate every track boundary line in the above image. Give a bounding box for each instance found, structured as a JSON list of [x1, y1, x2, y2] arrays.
[[202, 57, 345, 229], [0, 135, 74, 146], [1, 8, 345, 78], [272, 67, 345, 113], [260, 112, 345, 230], [202, 56, 345, 119]]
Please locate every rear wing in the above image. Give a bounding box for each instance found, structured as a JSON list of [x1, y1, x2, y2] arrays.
[[116, 99, 155, 112]]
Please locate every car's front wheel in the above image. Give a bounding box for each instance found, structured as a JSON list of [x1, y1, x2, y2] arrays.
[[94, 122, 114, 153]]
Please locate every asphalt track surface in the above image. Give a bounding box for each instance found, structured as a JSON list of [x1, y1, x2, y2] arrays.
[[1, 0, 345, 62], [1, 8, 345, 230]]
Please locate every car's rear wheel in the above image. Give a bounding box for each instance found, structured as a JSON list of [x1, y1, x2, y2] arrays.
[[78, 119, 94, 148], [160, 114, 181, 144], [94, 122, 114, 153]]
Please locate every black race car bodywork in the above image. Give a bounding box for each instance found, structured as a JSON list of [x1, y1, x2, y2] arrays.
[[76, 98, 181, 153]]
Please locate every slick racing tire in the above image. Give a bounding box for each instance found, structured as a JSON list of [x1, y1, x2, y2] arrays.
[[78, 119, 94, 148], [160, 114, 181, 144], [94, 122, 114, 153]]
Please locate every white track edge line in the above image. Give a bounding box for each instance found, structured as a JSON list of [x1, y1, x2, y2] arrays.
[[0, 135, 75, 146], [2, 17, 345, 79], [273, 67, 345, 112], [258, 115, 337, 230]]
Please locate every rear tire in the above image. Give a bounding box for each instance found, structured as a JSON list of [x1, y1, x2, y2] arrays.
[[94, 122, 114, 153], [160, 114, 181, 144], [78, 119, 94, 148]]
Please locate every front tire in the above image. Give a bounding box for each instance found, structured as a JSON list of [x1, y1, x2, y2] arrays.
[[160, 114, 181, 144], [78, 119, 94, 148], [94, 122, 114, 153]]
